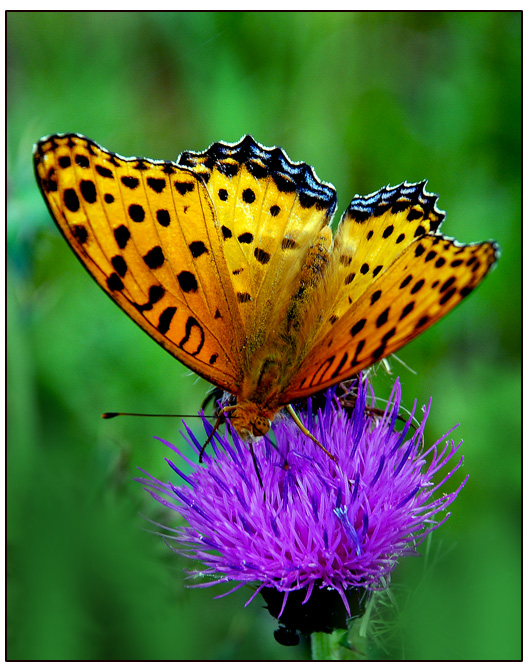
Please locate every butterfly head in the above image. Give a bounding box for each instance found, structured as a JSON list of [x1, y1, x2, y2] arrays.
[[230, 401, 276, 442]]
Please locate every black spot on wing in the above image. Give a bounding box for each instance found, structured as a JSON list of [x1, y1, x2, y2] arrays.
[[352, 339, 365, 363], [331, 352, 349, 378], [309, 356, 335, 387], [440, 287, 457, 305], [128, 204, 145, 222], [407, 209, 423, 222], [254, 248, 271, 264], [281, 237, 296, 249], [114, 225, 130, 249], [371, 327, 396, 360], [158, 307, 176, 334], [64, 188, 80, 212], [174, 181, 195, 195], [121, 176, 139, 189], [143, 246, 164, 269], [42, 170, 58, 192], [107, 273, 124, 292], [156, 209, 170, 226], [72, 225, 88, 244], [147, 177, 166, 193], [96, 164, 113, 178], [350, 318, 366, 337], [376, 307, 389, 328], [246, 159, 268, 179], [242, 188, 256, 203], [80, 180, 97, 203], [370, 290, 382, 305], [238, 232, 253, 244], [179, 316, 205, 356], [189, 241, 208, 258], [149, 284, 165, 303], [177, 271, 198, 292], [134, 285, 165, 313], [217, 161, 239, 177], [400, 301, 415, 320], [111, 255, 128, 277]]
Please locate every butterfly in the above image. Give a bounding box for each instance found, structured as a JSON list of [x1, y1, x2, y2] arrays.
[[34, 133, 498, 448]]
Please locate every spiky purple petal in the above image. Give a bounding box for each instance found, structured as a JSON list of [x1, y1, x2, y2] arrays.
[[137, 377, 466, 613]]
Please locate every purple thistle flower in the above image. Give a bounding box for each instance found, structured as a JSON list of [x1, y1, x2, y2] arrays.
[[137, 377, 467, 639]]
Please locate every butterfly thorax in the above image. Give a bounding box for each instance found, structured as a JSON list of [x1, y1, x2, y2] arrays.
[[232, 354, 285, 439]]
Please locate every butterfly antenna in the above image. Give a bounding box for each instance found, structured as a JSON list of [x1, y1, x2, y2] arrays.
[[286, 404, 337, 463], [102, 412, 215, 419]]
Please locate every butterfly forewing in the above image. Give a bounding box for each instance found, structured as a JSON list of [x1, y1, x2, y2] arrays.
[[34, 134, 243, 392]]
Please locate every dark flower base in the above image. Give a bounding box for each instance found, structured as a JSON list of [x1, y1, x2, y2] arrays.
[[261, 585, 366, 645]]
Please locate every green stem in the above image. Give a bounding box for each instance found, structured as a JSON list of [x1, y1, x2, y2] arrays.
[[310, 619, 369, 660], [311, 631, 341, 660]]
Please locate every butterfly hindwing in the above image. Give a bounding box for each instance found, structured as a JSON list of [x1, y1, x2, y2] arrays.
[[177, 136, 338, 348], [34, 133, 243, 393], [326, 182, 444, 313]]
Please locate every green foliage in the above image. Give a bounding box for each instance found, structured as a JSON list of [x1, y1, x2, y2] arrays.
[[7, 10, 520, 660]]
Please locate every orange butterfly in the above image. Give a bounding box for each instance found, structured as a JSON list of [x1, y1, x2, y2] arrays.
[[34, 134, 498, 448]]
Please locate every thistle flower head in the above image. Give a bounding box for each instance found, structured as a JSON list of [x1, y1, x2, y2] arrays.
[[137, 377, 467, 634]]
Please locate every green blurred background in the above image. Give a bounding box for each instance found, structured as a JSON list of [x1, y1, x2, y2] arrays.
[[7, 11, 521, 661]]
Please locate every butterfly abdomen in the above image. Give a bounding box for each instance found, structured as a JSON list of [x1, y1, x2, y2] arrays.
[[284, 227, 333, 333]]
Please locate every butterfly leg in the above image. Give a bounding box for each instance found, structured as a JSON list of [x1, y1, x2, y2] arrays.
[[248, 441, 264, 489], [285, 404, 337, 463], [198, 404, 237, 463]]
